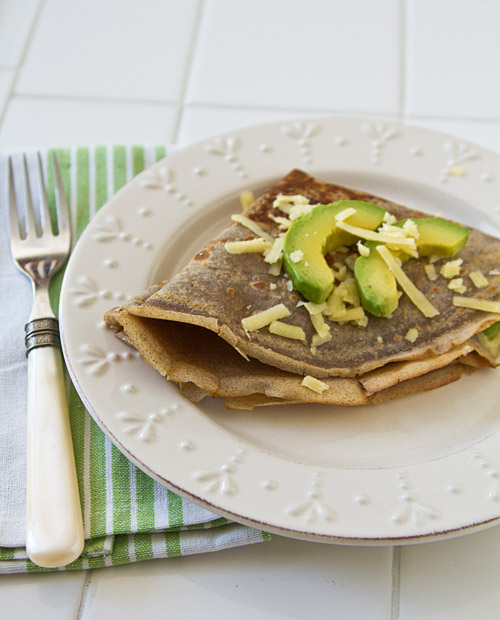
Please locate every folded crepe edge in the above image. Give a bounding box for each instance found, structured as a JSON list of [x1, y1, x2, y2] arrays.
[[105, 307, 479, 409], [223, 363, 465, 410]]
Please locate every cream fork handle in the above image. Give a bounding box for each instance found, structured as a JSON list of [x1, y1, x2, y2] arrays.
[[26, 345, 84, 568]]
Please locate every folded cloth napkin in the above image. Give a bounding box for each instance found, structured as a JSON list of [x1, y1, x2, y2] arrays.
[[0, 146, 270, 574]]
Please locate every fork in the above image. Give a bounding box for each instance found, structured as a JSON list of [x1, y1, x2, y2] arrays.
[[8, 152, 84, 568]]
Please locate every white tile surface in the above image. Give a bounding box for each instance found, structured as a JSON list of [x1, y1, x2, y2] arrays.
[[399, 525, 500, 620], [0, 97, 178, 148], [15, 0, 201, 101], [186, 0, 401, 114], [80, 537, 394, 620], [406, 0, 500, 119], [0, 571, 86, 620], [0, 0, 40, 68]]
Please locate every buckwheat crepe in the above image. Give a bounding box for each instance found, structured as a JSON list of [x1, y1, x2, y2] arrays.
[[104, 170, 500, 409]]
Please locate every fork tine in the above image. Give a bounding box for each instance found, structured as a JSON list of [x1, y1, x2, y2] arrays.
[[23, 154, 40, 238], [36, 152, 53, 236], [51, 152, 70, 238], [8, 157, 22, 241]]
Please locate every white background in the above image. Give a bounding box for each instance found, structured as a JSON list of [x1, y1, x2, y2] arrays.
[[1, 1, 499, 618]]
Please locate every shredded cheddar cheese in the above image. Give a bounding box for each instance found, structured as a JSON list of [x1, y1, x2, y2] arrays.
[[336, 220, 417, 249], [357, 241, 370, 257], [231, 213, 274, 243], [440, 259, 463, 279], [383, 212, 397, 225], [376, 245, 440, 318], [268, 213, 292, 229], [241, 304, 291, 332], [424, 263, 439, 281], [331, 307, 367, 324], [290, 249, 304, 263], [336, 278, 360, 307], [453, 297, 500, 314], [332, 264, 348, 281], [269, 320, 306, 341], [289, 204, 313, 221], [325, 288, 346, 319], [268, 260, 282, 276], [264, 235, 285, 264], [404, 328, 419, 343], [448, 278, 467, 294], [469, 271, 489, 289], [309, 312, 330, 338], [298, 301, 327, 315], [273, 194, 310, 214], [224, 239, 271, 254], [301, 375, 329, 394], [402, 219, 420, 238], [335, 207, 357, 222], [311, 332, 333, 347], [239, 191, 254, 210]]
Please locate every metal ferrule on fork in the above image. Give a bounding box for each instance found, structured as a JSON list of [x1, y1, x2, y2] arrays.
[[25, 317, 61, 356]]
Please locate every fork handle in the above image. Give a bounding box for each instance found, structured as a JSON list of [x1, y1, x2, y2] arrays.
[[26, 343, 85, 568]]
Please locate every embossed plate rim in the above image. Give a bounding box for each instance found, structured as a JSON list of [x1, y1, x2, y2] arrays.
[[59, 116, 500, 544]]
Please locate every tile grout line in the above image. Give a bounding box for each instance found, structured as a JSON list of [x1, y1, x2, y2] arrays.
[[174, 101, 500, 125], [398, 0, 407, 120], [0, 0, 46, 126], [405, 113, 500, 125], [5, 92, 181, 106], [2, 92, 499, 126], [172, 0, 207, 145], [390, 546, 401, 620], [76, 570, 93, 620]]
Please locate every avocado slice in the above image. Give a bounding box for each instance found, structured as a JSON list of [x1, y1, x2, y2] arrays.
[[354, 241, 399, 318], [477, 321, 500, 361], [396, 217, 469, 258], [283, 200, 386, 303], [482, 320, 500, 339]]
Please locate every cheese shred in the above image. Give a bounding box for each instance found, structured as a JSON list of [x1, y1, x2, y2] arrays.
[[452, 296, 500, 314], [309, 312, 330, 338], [225, 239, 271, 254], [424, 263, 438, 281], [301, 375, 330, 394], [469, 271, 489, 289], [404, 328, 419, 343], [269, 320, 306, 341], [264, 235, 285, 264], [241, 304, 291, 332], [239, 191, 255, 210], [336, 221, 417, 248], [231, 213, 274, 243], [376, 245, 440, 318]]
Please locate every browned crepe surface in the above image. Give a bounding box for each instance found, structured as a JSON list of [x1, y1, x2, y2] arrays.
[[122, 169, 500, 379]]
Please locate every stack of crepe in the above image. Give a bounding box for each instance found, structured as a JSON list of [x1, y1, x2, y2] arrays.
[[105, 170, 500, 409]]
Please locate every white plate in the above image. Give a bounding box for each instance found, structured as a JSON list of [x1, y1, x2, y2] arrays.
[[60, 117, 500, 544]]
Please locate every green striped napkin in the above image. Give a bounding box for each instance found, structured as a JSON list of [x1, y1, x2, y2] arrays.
[[0, 146, 270, 574]]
